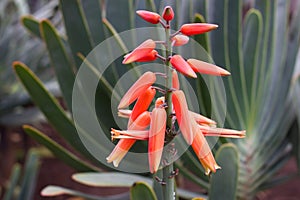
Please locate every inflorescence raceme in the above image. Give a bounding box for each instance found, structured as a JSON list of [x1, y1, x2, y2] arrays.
[[106, 6, 245, 175]]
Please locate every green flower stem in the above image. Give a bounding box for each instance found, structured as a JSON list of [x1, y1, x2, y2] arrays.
[[162, 22, 175, 200]]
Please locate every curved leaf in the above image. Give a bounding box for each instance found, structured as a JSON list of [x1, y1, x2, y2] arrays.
[[23, 125, 99, 172], [130, 182, 157, 200], [40, 19, 75, 111], [209, 143, 239, 200]]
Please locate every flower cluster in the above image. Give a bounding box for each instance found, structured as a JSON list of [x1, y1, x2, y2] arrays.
[[107, 6, 245, 175]]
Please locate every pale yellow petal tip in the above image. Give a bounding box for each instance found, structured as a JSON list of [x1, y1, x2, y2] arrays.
[[113, 160, 120, 167], [204, 165, 221, 176]]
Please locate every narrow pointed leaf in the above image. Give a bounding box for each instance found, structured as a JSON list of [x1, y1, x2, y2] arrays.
[[21, 15, 41, 38], [23, 125, 98, 172], [13, 62, 94, 160], [41, 185, 129, 200], [3, 164, 21, 200], [40, 20, 75, 111], [60, 0, 93, 68], [17, 150, 39, 200]]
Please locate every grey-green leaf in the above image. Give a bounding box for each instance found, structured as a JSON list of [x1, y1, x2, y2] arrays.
[[21, 15, 41, 38], [209, 143, 239, 200], [130, 182, 157, 200], [23, 125, 99, 172]]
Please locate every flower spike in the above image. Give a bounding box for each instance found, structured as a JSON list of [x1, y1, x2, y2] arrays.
[[162, 6, 174, 21], [180, 23, 218, 36], [187, 59, 230, 76], [172, 90, 194, 144], [123, 39, 156, 64], [136, 10, 161, 24], [118, 71, 156, 109], [148, 108, 166, 173], [170, 55, 197, 78], [128, 87, 156, 127]]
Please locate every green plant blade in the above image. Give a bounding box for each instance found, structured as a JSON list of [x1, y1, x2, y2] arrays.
[[193, 13, 209, 52], [17, 150, 39, 200], [40, 19, 75, 111], [41, 185, 129, 200], [21, 15, 41, 38], [81, 0, 105, 46], [72, 172, 152, 187], [23, 125, 98, 172], [60, 0, 93, 69], [3, 164, 21, 200], [209, 143, 239, 200], [13, 62, 94, 160], [242, 9, 262, 133], [130, 182, 157, 200]]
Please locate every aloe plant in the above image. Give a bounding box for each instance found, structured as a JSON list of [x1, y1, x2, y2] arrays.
[[13, 0, 300, 199]]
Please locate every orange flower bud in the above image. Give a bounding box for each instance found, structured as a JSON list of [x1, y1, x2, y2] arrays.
[[170, 55, 197, 78], [123, 39, 156, 64], [172, 70, 180, 90], [187, 59, 230, 76], [148, 108, 166, 173], [162, 6, 174, 21], [172, 90, 194, 144], [180, 23, 218, 36], [135, 50, 158, 62], [171, 35, 189, 46], [128, 87, 156, 127], [118, 71, 156, 109], [136, 10, 161, 24]]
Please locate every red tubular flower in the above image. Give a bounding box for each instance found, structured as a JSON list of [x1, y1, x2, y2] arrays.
[[136, 10, 161, 24], [172, 90, 194, 144], [123, 39, 156, 64], [107, 111, 151, 167], [148, 108, 166, 173], [172, 70, 180, 90], [128, 87, 156, 127], [189, 111, 216, 125], [190, 118, 221, 175], [118, 71, 156, 109], [170, 55, 197, 78], [199, 125, 246, 138], [171, 35, 189, 46], [162, 6, 174, 21], [180, 23, 218, 36], [187, 59, 230, 76]]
